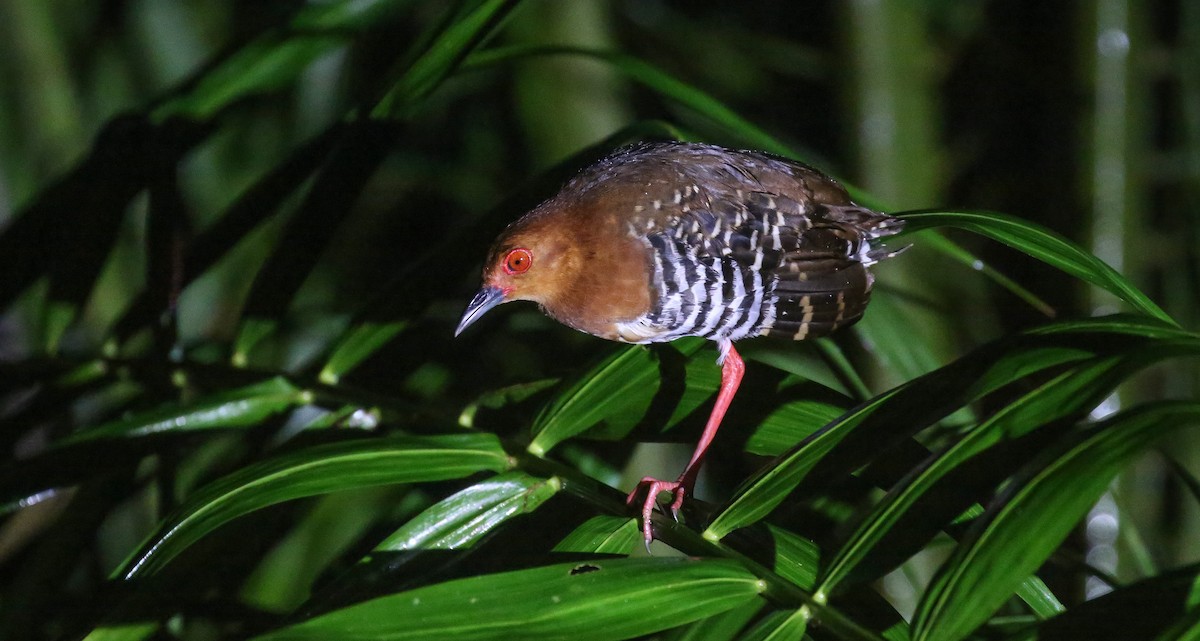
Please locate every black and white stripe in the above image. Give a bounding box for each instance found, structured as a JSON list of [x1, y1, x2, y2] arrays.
[[602, 142, 905, 349], [615, 233, 775, 345]]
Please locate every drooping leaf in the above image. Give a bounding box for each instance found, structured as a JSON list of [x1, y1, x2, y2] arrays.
[[818, 356, 1133, 592], [912, 402, 1200, 641], [63, 377, 306, 444], [1020, 563, 1200, 640], [252, 558, 764, 641], [898, 211, 1174, 325], [319, 321, 410, 384], [738, 608, 810, 641], [373, 0, 522, 118], [529, 338, 707, 456], [553, 515, 641, 555], [376, 471, 560, 551], [154, 0, 417, 120], [667, 599, 764, 641], [704, 318, 1186, 541], [119, 433, 509, 579], [79, 623, 159, 641]]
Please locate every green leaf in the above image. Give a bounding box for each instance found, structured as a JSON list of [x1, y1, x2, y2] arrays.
[[911, 401, 1200, 641], [373, 0, 521, 118], [465, 46, 792, 156], [156, 35, 346, 120], [703, 386, 902, 541], [764, 524, 820, 591], [251, 558, 765, 641], [1153, 605, 1200, 641], [744, 396, 847, 457], [917, 232, 1057, 318], [704, 317, 1187, 541], [817, 356, 1129, 593], [553, 515, 641, 555], [319, 321, 409, 384], [1022, 563, 1200, 640], [529, 339, 707, 456], [898, 211, 1175, 325], [290, 0, 417, 31], [64, 377, 306, 444], [80, 623, 159, 641], [376, 472, 560, 551], [738, 608, 809, 641], [154, 0, 419, 119], [1015, 577, 1066, 619], [118, 433, 509, 579], [458, 378, 561, 429], [236, 123, 398, 345], [853, 290, 946, 384], [668, 599, 763, 641]]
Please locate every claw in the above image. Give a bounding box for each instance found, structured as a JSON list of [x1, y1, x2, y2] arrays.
[[627, 476, 689, 550]]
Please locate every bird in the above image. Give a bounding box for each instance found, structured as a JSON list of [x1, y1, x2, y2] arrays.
[[455, 141, 904, 548]]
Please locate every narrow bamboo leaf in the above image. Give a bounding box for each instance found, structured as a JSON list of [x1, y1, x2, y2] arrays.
[[80, 623, 158, 641], [233, 317, 277, 366], [319, 321, 410, 383], [854, 291, 945, 383], [745, 397, 848, 456], [119, 433, 509, 579], [917, 231, 1056, 317], [703, 386, 901, 541], [42, 300, 77, 354], [459, 378, 561, 429], [765, 524, 820, 590], [818, 357, 1128, 593], [373, 0, 521, 118], [898, 211, 1174, 325], [64, 377, 306, 444], [882, 622, 911, 641], [704, 318, 1183, 541], [912, 402, 1200, 641], [113, 125, 343, 342], [529, 339, 706, 456], [1028, 314, 1194, 341], [1153, 606, 1200, 641], [251, 558, 765, 641], [739, 614, 806, 641], [739, 608, 809, 641], [464, 46, 792, 156], [376, 472, 560, 551], [290, 0, 417, 30], [669, 599, 763, 641], [156, 36, 345, 120], [1025, 563, 1200, 640], [1015, 577, 1065, 619], [237, 122, 398, 331], [155, 0, 417, 119], [553, 515, 641, 554]]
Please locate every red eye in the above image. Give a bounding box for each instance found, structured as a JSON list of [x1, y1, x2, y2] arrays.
[[503, 248, 533, 274]]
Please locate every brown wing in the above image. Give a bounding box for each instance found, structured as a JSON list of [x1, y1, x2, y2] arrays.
[[648, 144, 903, 340], [562, 142, 904, 340]]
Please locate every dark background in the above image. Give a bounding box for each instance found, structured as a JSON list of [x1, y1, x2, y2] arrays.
[[0, 1, 1196, 637]]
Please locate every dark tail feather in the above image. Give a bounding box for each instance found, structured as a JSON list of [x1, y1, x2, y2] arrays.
[[765, 262, 873, 340]]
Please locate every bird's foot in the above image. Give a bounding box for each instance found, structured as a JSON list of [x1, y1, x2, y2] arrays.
[[626, 476, 690, 552]]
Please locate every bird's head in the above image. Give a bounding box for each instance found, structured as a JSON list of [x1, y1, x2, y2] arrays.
[[454, 212, 580, 337]]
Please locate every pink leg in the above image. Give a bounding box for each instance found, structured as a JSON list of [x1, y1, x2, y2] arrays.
[[626, 344, 745, 549]]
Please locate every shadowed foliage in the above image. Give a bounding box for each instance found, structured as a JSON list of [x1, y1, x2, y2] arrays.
[[0, 2, 1197, 640]]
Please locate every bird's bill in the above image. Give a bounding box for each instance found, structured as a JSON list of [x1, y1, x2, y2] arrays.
[[455, 285, 507, 336]]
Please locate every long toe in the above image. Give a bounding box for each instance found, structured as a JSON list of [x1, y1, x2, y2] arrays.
[[668, 486, 689, 522], [629, 477, 683, 549]]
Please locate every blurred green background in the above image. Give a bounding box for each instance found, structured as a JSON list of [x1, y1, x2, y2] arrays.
[[0, 1, 1198, 640]]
